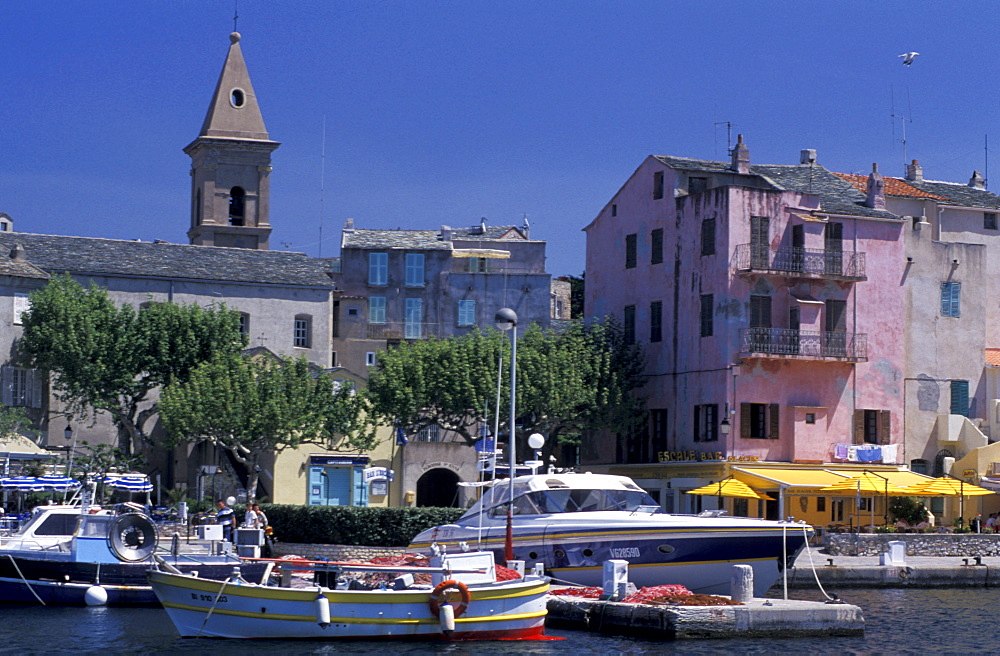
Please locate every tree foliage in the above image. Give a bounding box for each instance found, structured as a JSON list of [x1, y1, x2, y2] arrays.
[[364, 319, 645, 458], [158, 353, 370, 500], [18, 275, 246, 453]]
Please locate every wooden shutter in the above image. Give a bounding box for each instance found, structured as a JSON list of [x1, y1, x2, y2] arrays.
[[28, 369, 44, 409], [693, 406, 701, 442], [740, 403, 751, 439], [878, 411, 891, 445], [0, 366, 11, 406], [768, 404, 780, 439], [852, 410, 864, 445]]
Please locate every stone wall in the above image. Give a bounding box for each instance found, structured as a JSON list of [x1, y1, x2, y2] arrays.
[[272, 542, 409, 561], [824, 533, 1000, 556]]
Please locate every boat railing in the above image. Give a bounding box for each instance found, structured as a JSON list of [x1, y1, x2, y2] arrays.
[[263, 559, 490, 576]]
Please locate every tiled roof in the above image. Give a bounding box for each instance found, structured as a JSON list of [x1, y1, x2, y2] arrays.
[[904, 180, 1000, 210], [986, 348, 1000, 367], [342, 226, 524, 250], [0, 233, 335, 287], [653, 156, 900, 220], [833, 173, 948, 200]]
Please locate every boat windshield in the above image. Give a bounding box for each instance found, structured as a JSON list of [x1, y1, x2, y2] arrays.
[[489, 488, 663, 517]]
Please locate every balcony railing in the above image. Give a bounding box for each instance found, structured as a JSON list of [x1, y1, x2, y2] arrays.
[[733, 244, 866, 280], [740, 327, 867, 361]]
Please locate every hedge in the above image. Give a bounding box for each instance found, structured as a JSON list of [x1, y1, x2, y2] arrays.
[[251, 504, 466, 547]]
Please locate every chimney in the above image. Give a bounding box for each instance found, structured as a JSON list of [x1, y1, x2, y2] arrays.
[[799, 149, 817, 166], [480, 216, 488, 234], [9, 244, 26, 262], [441, 225, 453, 241], [521, 215, 530, 239], [906, 159, 923, 182], [969, 170, 987, 190], [865, 163, 886, 210], [344, 218, 355, 231], [731, 134, 750, 174]]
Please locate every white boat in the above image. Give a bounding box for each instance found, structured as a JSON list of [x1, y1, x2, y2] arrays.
[[149, 549, 550, 640], [409, 472, 812, 596], [0, 504, 269, 605]]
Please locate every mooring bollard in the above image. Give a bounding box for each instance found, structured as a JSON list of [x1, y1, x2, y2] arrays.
[[730, 564, 753, 603], [601, 559, 629, 600]]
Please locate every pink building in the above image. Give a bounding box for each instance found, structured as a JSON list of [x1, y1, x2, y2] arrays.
[[583, 139, 906, 512]]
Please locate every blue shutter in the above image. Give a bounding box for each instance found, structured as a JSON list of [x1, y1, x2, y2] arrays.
[[941, 282, 961, 317], [308, 467, 325, 505], [951, 380, 970, 417], [353, 467, 368, 506]]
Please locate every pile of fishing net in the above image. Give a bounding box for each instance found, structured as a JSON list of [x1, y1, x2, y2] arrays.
[[553, 584, 741, 606]]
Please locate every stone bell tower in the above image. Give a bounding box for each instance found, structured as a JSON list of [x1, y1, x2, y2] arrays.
[[185, 32, 280, 249]]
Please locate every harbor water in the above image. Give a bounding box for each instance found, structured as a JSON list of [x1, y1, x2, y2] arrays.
[[1, 587, 998, 655]]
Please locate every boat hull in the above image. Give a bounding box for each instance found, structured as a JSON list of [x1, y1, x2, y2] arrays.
[[0, 555, 269, 606], [411, 520, 810, 596], [149, 570, 549, 640]]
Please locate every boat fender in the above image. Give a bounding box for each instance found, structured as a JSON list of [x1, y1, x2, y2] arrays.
[[84, 585, 108, 606], [428, 580, 470, 619], [439, 601, 456, 636], [315, 591, 330, 627]]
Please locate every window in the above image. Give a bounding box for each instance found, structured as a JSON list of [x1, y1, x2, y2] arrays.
[[732, 498, 749, 517], [740, 402, 779, 439], [238, 312, 249, 337], [689, 177, 708, 194], [195, 189, 202, 225], [650, 409, 667, 454], [651, 228, 663, 264], [13, 293, 29, 325], [831, 499, 845, 522], [457, 299, 476, 326], [825, 299, 847, 355], [366, 352, 376, 366], [623, 305, 636, 344], [701, 218, 716, 255], [694, 404, 718, 442], [228, 187, 245, 226], [404, 298, 422, 339], [910, 459, 929, 475], [986, 213, 998, 230], [700, 294, 713, 337], [405, 253, 425, 287], [653, 171, 664, 200], [853, 409, 890, 445], [611, 204, 617, 217], [1, 366, 41, 408], [369, 297, 386, 324], [951, 380, 970, 417], [805, 413, 816, 424], [650, 301, 662, 343], [293, 315, 312, 348], [467, 257, 489, 273], [347, 307, 359, 317], [625, 233, 637, 269], [368, 252, 388, 285], [816, 496, 826, 512], [416, 424, 441, 443], [941, 282, 961, 317], [230, 88, 245, 108]]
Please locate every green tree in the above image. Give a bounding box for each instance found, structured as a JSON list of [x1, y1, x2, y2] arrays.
[[18, 275, 246, 454], [0, 406, 35, 444], [158, 353, 369, 501], [364, 319, 645, 460], [567, 273, 585, 319]]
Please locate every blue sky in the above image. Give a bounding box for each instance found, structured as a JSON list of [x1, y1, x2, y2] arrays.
[[3, 2, 997, 277]]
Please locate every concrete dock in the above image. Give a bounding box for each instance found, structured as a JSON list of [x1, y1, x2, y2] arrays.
[[546, 594, 864, 639], [787, 552, 1000, 588]]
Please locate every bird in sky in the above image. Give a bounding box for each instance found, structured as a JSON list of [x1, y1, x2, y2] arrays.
[[899, 52, 920, 66]]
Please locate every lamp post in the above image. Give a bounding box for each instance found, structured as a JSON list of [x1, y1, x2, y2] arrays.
[[494, 307, 518, 563], [64, 425, 75, 477]]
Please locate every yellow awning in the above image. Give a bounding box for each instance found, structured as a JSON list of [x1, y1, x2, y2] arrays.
[[825, 468, 935, 489], [451, 248, 511, 259], [732, 467, 846, 490]]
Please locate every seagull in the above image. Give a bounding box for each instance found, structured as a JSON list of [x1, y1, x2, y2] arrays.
[[899, 52, 920, 66]]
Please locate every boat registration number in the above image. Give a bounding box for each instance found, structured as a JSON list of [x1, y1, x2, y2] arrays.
[[192, 593, 228, 603], [609, 547, 640, 559]]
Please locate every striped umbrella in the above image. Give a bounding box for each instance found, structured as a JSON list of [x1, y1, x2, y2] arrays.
[[35, 475, 82, 492], [102, 475, 153, 492], [0, 476, 46, 491]]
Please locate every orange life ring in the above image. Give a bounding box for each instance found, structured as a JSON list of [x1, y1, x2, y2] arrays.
[[428, 579, 471, 618]]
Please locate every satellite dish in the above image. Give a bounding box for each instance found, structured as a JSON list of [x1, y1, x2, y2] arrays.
[[528, 433, 545, 450], [107, 513, 158, 562]]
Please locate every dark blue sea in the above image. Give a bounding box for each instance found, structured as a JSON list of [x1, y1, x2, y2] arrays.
[[0, 587, 994, 655]]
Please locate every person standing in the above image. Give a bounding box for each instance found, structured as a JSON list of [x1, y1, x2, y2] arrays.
[[244, 503, 260, 528], [216, 499, 235, 542]]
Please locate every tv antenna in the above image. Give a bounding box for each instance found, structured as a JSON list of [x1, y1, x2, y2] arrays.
[[890, 86, 913, 174], [319, 115, 327, 258], [986, 134, 990, 189], [714, 121, 736, 156]]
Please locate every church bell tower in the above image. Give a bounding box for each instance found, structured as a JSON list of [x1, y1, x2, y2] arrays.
[[185, 32, 279, 249]]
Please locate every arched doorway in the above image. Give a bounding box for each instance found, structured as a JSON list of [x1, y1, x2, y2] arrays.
[[416, 468, 460, 508]]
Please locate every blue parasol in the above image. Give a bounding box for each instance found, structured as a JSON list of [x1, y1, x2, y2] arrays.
[[102, 475, 153, 492]]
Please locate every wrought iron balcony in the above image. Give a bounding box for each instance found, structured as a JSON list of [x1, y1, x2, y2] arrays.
[[740, 327, 867, 361], [733, 244, 866, 281]]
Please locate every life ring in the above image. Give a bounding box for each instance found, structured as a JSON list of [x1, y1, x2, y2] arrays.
[[428, 580, 471, 618]]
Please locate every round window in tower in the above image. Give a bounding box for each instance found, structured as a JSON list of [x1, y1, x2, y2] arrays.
[[230, 88, 246, 108]]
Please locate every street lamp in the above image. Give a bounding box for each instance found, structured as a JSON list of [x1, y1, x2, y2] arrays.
[[64, 425, 75, 477], [494, 307, 518, 563]]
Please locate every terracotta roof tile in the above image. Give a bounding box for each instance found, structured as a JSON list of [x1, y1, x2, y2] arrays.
[[832, 172, 948, 200]]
